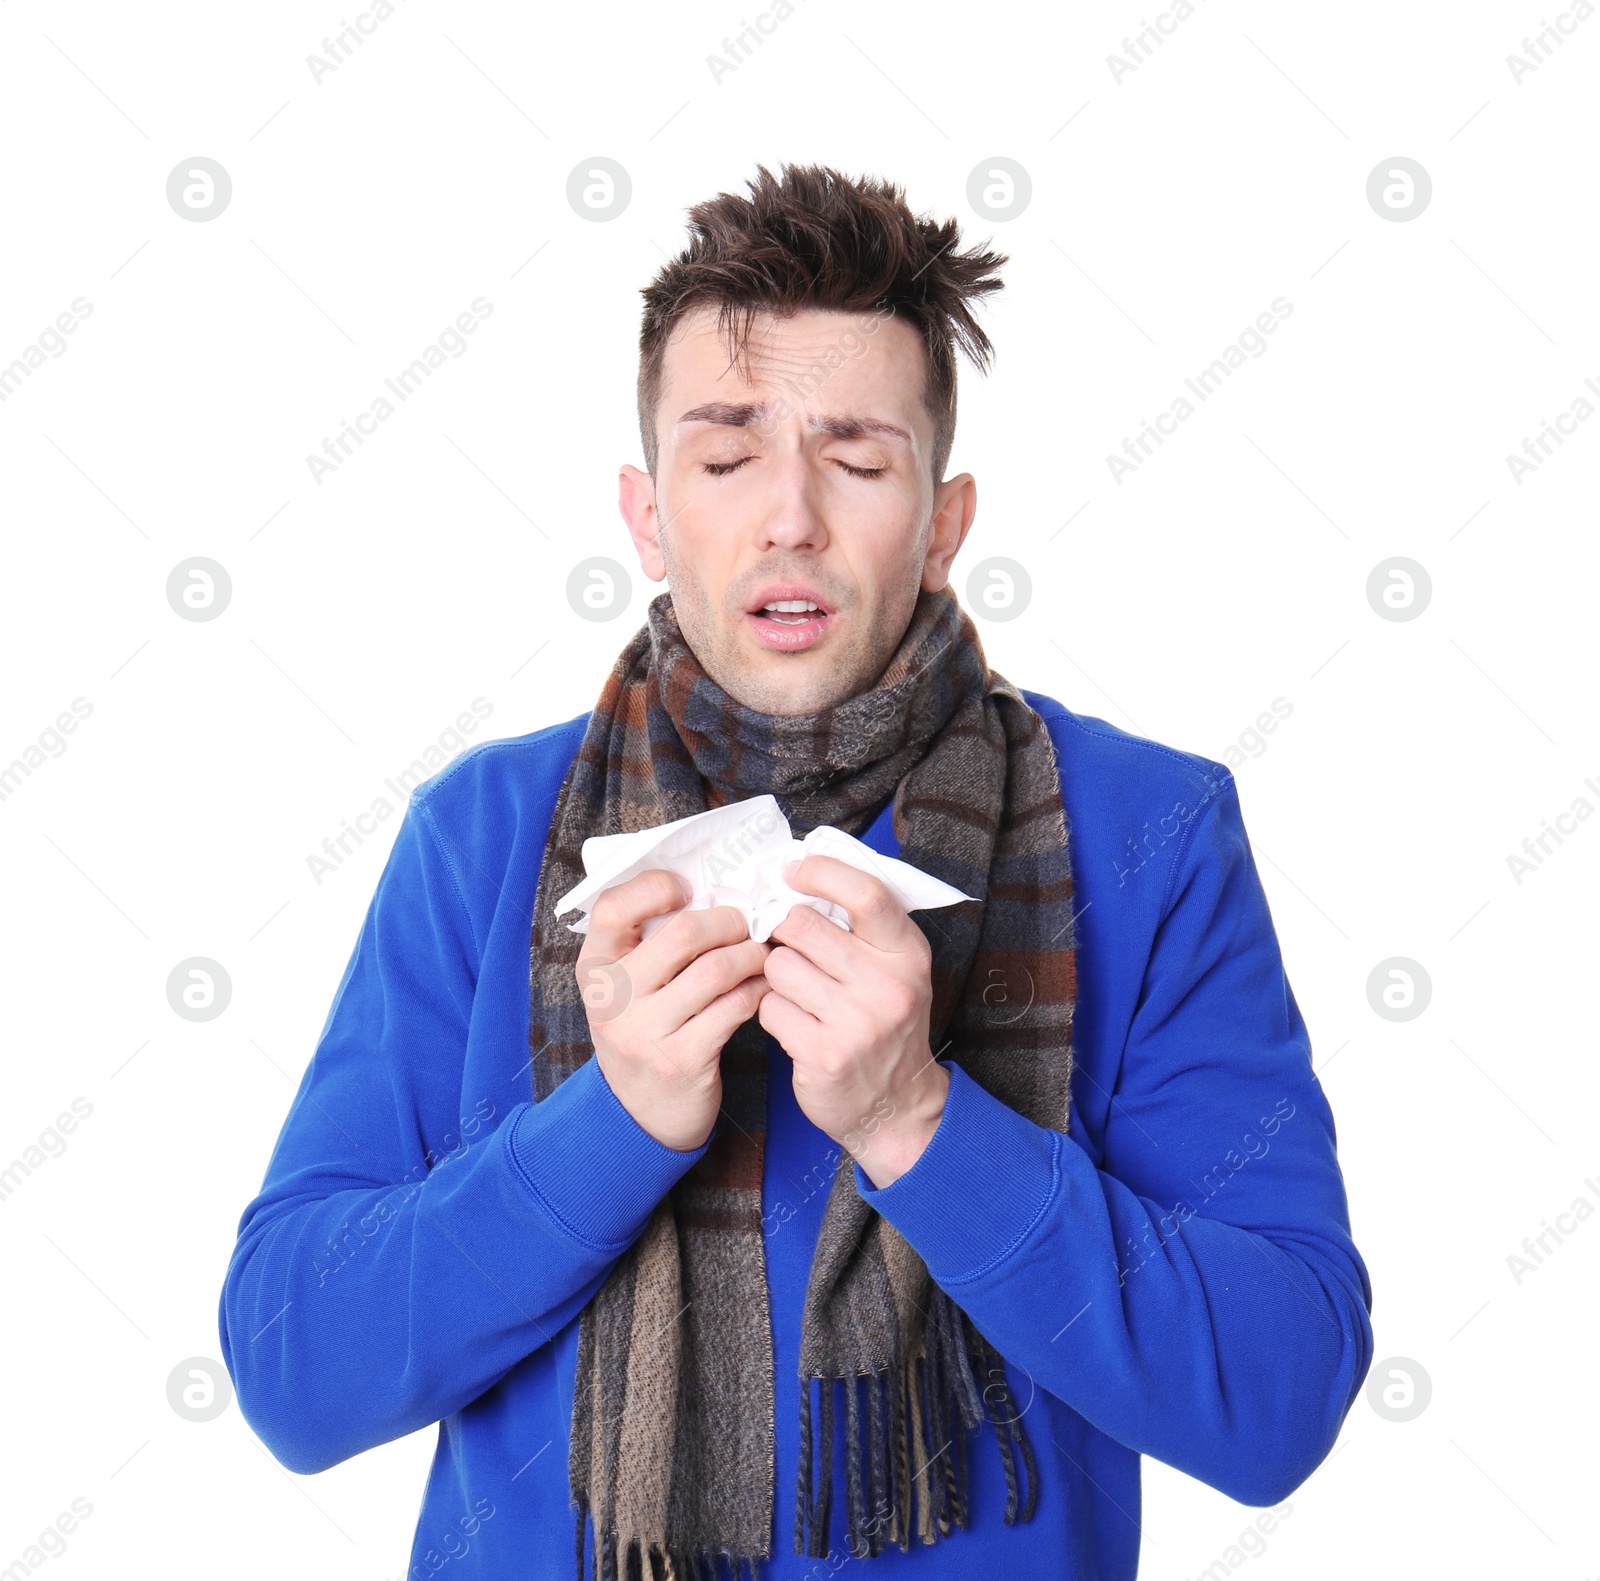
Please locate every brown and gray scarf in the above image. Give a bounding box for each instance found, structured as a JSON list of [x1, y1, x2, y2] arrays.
[[527, 583, 1078, 1580]]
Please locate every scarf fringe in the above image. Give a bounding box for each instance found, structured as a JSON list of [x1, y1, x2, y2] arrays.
[[574, 1498, 772, 1581], [793, 1302, 1039, 1561]]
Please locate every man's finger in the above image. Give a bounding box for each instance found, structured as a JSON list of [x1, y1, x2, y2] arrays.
[[625, 904, 754, 999], [782, 853, 912, 951], [761, 941, 839, 1020], [767, 896, 862, 979], [758, 988, 819, 1053], [655, 937, 771, 1033], [581, 868, 689, 964], [684, 971, 771, 1052]]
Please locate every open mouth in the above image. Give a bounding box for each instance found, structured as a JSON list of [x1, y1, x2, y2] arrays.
[[746, 590, 834, 651], [759, 598, 822, 626]]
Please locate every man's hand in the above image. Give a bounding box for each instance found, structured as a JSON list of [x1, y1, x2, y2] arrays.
[[759, 854, 951, 1188], [577, 870, 771, 1152]]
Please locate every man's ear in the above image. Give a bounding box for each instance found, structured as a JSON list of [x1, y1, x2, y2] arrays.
[[920, 472, 977, 592], [619, 464, 666, 581]]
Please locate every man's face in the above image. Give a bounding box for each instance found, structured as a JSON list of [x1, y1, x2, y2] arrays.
[[619, 306, 976, 717]]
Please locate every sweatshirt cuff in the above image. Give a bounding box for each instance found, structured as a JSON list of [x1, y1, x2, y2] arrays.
[[506, 1056, 713, 1252], [853, 1060, 1061, 1285]]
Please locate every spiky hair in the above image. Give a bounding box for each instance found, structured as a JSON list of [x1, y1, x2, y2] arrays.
[[637, 163, 1007, 484]]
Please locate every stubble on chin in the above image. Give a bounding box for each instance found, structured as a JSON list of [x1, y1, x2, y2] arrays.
[[673, 595, 926, 719], [660, 543, 923, 719]]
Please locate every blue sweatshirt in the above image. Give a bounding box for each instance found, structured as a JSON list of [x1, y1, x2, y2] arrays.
[[218, 690, 1373, 1580]]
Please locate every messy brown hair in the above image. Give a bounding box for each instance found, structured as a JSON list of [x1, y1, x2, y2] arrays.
[[637, 163, 1007, 486]]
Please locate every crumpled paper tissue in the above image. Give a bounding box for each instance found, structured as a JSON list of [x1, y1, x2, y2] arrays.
[[553, 793, 974, 943]]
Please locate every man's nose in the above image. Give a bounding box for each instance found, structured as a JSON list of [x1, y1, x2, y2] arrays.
[[753, 445, 829, 552]]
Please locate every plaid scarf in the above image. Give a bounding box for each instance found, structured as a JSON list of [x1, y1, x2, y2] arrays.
[[527, 584, 1078, 1580]]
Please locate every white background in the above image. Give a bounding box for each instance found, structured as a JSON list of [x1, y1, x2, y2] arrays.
[[2, 0, 1597, 1576]]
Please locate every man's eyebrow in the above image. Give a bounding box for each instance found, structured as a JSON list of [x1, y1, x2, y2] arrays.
[[676, 401, 910, 444], [809, 413, 911, 445]]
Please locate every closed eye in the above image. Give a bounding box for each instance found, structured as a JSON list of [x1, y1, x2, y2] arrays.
[[700, 456, 887, 478]]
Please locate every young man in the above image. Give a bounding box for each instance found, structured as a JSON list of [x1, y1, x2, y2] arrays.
[[220, 165, 1373, 1581]]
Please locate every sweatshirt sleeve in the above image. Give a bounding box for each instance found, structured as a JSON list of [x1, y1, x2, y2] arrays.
[[218, 796, 712, 1476], [853, 778, 1373, 1507]]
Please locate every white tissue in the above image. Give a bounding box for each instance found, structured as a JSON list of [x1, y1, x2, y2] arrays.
[[552, 793, 973, 943]]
